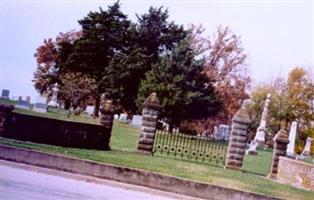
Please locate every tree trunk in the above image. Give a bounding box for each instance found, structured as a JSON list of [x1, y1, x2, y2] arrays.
[[93, 95, 101, 117]]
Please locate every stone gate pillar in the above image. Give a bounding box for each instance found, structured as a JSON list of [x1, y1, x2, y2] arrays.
[[99, 100, 114, 150], [268, 123, 289, 179], [0, 104, 14, 137], [137, 93, 161, 154], [225, 106, 251, 170]]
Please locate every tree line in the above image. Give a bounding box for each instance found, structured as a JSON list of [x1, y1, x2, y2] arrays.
[[33, 2, 250, 130]]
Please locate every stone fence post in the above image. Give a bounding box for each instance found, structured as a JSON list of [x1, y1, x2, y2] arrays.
[[0, 104, 14, 137], [99, 100, 114, 150], [137, 93, 161, 154], [225, 107, 251, 170], [268, 123, 289, 179]]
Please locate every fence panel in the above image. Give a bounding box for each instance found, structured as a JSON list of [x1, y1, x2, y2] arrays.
[[153, 129, 228, 166]]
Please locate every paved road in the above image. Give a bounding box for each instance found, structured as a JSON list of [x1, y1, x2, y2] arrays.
[[0, 160, 194, 200]]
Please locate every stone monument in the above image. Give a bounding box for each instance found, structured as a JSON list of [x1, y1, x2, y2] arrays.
[[118, 113, 128, 123], [286, 121, 297, 157], [212, 126, 218, 139], [131, 115, 142, 127], [1, 89, 9, 99], [254, 93, 271, 144], [47, 83, 59, 108], [301, 137, 313, 157]]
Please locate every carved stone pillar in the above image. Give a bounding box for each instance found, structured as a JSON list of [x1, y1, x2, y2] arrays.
[[268, 123, 289, 179], [99, 100, 114, 150], [225, 107, 251, 170], [137, 93, 161, 154]]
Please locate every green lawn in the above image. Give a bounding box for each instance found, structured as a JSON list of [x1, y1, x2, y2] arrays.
[[1, 120, 313, 200]]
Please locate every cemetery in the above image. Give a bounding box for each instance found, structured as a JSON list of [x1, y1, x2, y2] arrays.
[[1, 90, 314, 199]]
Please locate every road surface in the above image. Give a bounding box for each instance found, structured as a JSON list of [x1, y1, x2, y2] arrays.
[[0, 160, 196, 200]]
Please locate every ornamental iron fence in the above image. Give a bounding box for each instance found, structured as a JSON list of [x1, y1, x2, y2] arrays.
[[153, 129, 228, 166]]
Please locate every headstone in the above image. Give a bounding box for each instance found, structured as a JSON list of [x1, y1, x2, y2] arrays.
[[213, 126, 218, 139], [1, 89, 9, 99], [114, 114, 119, 119], [85, 105, 95, 116], [202, 128, 210, 137], [33, 102, 47, 113], [246, 140, 258, 155], [131, 115, 142, 127], [119, 113, 128, 123], [254, 93, 271, 144], [26, 96, 31, 103], [301, 137, 313, 157], [16, 98, 30, 109], [215, 124, 230, 140], [47, 83, 59, 108], [286, 121, 298, 157]]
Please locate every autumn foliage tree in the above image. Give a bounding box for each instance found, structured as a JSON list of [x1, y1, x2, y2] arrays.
[[247, 67, 314, 153], [33, 30, 84, 107], [203, 26, 250, 120], [33, 38, 59, 95]]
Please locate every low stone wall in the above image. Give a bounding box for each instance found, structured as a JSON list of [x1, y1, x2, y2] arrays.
[[277, 156, 314, 191], [0, 145, 282, 200], [0, 105, 111, 150]]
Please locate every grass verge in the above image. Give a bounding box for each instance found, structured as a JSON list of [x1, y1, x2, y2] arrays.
[[1, 122, 313, 200]]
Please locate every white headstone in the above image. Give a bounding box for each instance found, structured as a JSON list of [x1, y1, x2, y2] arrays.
[[114, 114, 119, 119], [301, 137, 313, 157], [119, 113, 128, 123], [213, 126, 218, 139], [216, 124, 230, 140], [254, 93, 271, 143], [85, 105, 95, 116], [131, 115, 142, 127], [286, 121, 297, 157]]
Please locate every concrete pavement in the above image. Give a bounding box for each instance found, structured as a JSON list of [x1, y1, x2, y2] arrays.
[[0, 160, 198, 200]]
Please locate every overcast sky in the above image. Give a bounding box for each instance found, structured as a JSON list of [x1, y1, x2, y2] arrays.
[[1, 0, 313, 101]]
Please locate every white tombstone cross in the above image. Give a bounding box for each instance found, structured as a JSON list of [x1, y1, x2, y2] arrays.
[[286, 121, 297, 157], [254, 93, 271, 143]]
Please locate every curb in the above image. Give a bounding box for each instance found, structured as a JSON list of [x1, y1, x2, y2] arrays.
[[0, 145, 282, 200]]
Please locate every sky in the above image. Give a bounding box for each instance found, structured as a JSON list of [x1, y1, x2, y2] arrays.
[[0, 0, 313, 101]]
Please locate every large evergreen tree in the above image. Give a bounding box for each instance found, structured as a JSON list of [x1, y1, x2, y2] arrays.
[[137, 35, 221, 131], [60, 2, 132, 116]]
